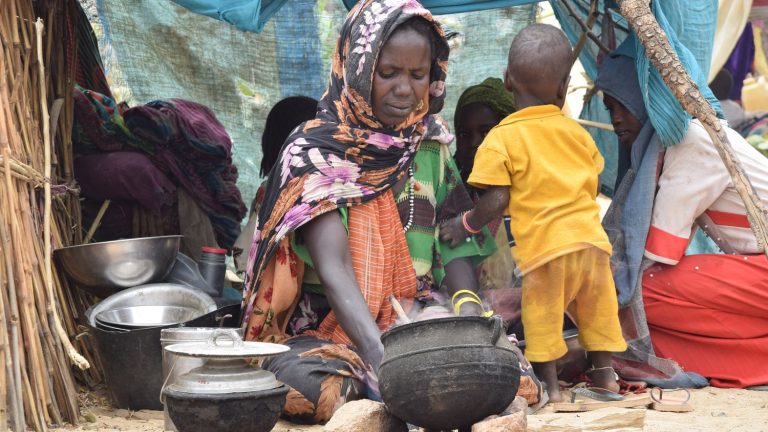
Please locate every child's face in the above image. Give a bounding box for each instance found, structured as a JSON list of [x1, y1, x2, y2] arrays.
[[454, 103, 502, 181], [603, 94, 643, 148]]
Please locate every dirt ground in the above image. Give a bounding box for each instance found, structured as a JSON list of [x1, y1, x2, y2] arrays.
[[62, 387, 768, 432]]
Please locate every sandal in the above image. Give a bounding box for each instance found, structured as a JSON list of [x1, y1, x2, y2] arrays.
[[552, 386, 651, 412], [649, 388, 694, 412]]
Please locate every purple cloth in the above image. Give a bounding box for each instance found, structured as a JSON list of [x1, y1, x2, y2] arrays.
[[725, 22, 755, 101], [123, 100, 246, 248], [74, 151, 177, 214]]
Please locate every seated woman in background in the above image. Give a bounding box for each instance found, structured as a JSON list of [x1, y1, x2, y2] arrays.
[[233, 96, 318, 272], [452, 78, 523, 329], [597, 53, 768, 389]]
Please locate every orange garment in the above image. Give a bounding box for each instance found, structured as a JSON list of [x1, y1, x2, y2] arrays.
[[246, 192, 416, 345], [643, 254, 768, 388], [305, 190, 417, 345]]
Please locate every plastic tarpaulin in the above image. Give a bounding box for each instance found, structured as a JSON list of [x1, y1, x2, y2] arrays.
[[169, 0, 289, 32], [93, 0, 535, 207], [341, 0, 538, 14]]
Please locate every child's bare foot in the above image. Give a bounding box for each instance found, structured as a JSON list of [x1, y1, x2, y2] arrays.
[[588, 351, 621, 393], [547, 387, 564, 402], [532, 360, 561, 402], [590, 367, 620, 393]]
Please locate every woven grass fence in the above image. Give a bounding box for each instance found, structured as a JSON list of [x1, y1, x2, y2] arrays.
[[1, 1, 105, 430]]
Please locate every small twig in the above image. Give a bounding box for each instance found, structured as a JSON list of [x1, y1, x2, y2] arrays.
[[575, 118, 614, 131], [389, 294, 411, 324], [84, 199, 110, 244]]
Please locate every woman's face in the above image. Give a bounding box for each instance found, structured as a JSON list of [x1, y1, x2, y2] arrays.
[[371, 29, 432, 128], [454, 102, 502, 181], [603, 94, 643, 148]]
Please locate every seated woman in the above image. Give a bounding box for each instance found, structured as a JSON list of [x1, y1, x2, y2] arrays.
[[233, 96, 318, 272], [596, 53, 768, 388], [452, 78, 521, 321], [240, 0, 504, 423]]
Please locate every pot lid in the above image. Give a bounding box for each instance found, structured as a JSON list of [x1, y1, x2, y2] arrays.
[[168, 358, 282, 394], [164, 328, 289, 358]]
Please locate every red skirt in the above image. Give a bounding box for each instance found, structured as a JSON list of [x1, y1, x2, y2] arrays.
[[643, 254, 768, 388]]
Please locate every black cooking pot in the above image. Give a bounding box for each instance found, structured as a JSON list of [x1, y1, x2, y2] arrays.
[[164, 385, 288, 432], [379, 315, 520, 430], [84, 302, 241, 410]]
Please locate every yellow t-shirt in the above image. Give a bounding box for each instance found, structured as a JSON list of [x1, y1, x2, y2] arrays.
[[468, 104, 611, 274]]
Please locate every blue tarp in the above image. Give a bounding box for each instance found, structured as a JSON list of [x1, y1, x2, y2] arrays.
[[169, 0, 288, 32], [342, 0, 536, 14], [169, 0, 540, 32]]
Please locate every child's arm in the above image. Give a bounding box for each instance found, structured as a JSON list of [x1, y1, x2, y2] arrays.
[[439, 186, 510, 247]]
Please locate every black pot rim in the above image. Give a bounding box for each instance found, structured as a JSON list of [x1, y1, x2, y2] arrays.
[[380, 315, 492, 342]]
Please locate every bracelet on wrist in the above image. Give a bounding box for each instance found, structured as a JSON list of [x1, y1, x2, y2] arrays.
[[462, 212, 482, 234]]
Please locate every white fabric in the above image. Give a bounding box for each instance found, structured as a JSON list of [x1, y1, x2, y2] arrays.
[[646, 120, 768, 264], [710, 0, 753, 82]]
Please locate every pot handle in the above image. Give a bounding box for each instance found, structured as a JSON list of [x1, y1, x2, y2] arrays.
[[207, 328, 244, 348], [489, 314, 504, 346]]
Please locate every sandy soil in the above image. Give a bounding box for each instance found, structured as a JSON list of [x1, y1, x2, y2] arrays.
[[61, 387, 768, 432]]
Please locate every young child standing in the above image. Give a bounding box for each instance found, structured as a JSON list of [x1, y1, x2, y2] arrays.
[[440, 23, 626, 401]]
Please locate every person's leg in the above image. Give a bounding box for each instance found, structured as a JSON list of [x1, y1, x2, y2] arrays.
[[532, 361, 561, 402], [521, 258, 568, 402], [261, 336, 365, 424], [588, 351, 619, 392], [567, 248, 626, 391]]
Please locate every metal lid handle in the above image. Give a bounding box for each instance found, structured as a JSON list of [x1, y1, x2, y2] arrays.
[[207, 328, 244, 348]]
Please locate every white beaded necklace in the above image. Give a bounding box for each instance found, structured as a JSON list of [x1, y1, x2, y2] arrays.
[[402, 166, 415, 232]]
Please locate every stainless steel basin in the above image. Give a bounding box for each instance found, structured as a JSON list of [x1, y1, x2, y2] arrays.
[[96, 305, 202, 329], [54, 235, 182, 297], [87, 283, 217, 328]]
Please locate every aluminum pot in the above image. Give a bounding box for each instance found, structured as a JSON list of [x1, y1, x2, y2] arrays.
[[160, 327, 244, 431], [161, 329, 289, 432], [84, 302, 241, 410]]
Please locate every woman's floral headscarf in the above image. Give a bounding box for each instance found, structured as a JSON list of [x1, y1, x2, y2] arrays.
[[242, 0, 451, 320]]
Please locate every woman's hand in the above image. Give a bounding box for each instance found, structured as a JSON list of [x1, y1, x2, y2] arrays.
[[300, 211, 385, 372], [439, 216, 469, 248]]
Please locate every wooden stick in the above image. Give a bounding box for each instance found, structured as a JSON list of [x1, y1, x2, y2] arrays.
[[0, 45, 25, 432], [617, 0, 768, 257], [570, 0, 600, 64], [574, 118, 614, 131], [35, 17, 89, 371], [389, 294, 411, 324], [84, 200, 111, 244], [561, 0, 611, 55]]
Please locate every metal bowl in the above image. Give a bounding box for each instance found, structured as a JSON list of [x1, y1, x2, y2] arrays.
[[54, 235, 182, 297], [96, 305, 203, 329], [88, 283, 217, 328]]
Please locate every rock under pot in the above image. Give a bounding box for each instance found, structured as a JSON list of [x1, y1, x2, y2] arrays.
[[162, 329, 290, 432], [379, 315, 521, 431]]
